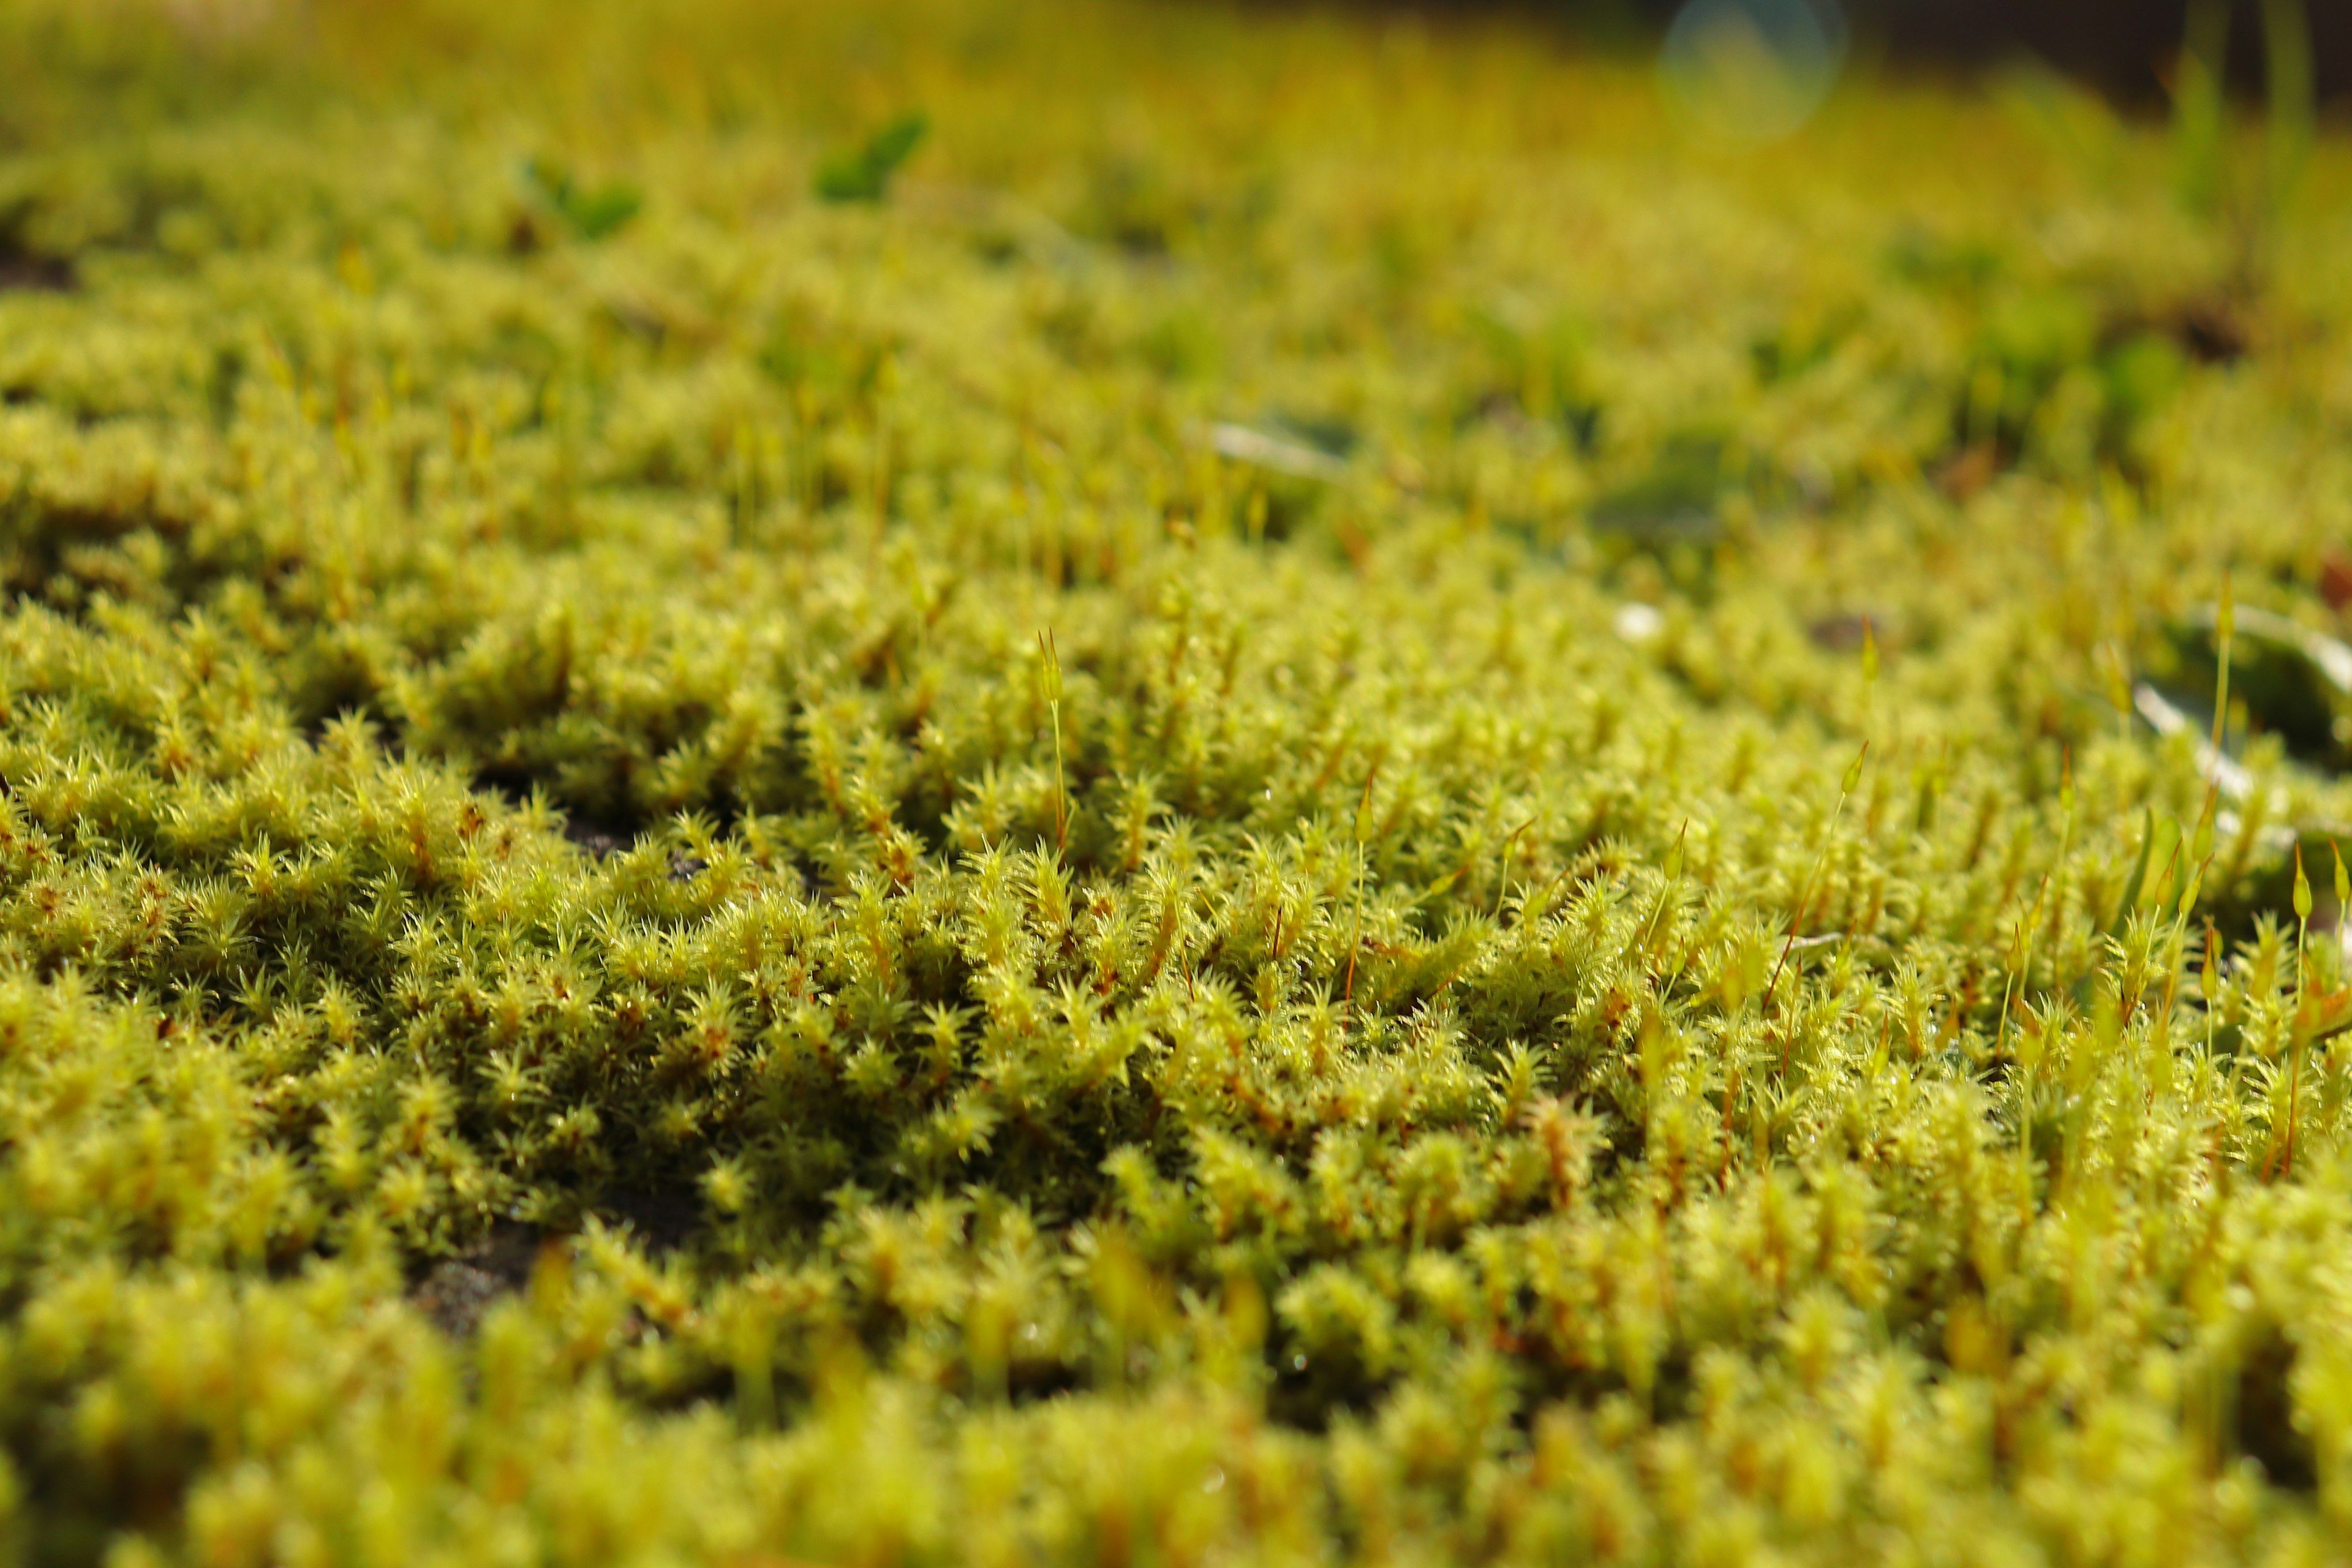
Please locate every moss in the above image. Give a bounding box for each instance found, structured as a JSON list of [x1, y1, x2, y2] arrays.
[[1, 0, 2351, 1562]]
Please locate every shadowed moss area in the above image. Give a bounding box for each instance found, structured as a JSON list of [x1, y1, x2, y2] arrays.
[[4, 0, 2352, 1562]]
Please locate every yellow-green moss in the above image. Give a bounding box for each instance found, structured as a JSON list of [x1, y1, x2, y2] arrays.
[[2, 1, 2352, 1563]]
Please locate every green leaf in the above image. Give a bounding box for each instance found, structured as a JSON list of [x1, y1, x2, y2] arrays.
[[525, 156, 643, 242], [815, 112, 930, 203]]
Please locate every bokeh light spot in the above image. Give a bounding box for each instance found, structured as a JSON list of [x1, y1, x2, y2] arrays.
[[1660, 0, 1847, 143]]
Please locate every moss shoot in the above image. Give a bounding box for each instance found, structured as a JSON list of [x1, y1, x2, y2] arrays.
[[2, 1, 2352, 1563]]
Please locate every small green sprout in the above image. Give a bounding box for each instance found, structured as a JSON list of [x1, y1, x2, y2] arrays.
[[2173, 0, 2230, 220], [1767, 741, 1866, 1067], [524, 157, 644, 241], [2212, 576, 2235, 756], [1040, 628, 1067, 858], [2263, 0, 2315, 233], [815, 112, 929, 203]]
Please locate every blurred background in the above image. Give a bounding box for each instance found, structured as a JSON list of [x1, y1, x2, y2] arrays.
[[1268, 0, 2352, 107]]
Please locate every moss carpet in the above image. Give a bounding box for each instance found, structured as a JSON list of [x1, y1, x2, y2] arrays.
[[3, 1, 2352, 1562]]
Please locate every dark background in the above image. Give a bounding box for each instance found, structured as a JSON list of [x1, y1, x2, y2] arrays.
[[1286, 0, 2352, 108], [1812, 0, 2346, 105]]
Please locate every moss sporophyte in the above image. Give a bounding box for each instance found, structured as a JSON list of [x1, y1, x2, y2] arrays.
[[2, 0, 2352, 1562]]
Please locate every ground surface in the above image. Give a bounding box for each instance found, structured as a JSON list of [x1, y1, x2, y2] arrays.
[[4, 1, 2352, 1564]]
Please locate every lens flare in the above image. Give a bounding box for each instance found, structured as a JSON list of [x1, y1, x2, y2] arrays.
[[1660, 0, 1848, 144]]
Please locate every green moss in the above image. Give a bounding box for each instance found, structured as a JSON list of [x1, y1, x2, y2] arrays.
[[2, 1, 2351, 1562]]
